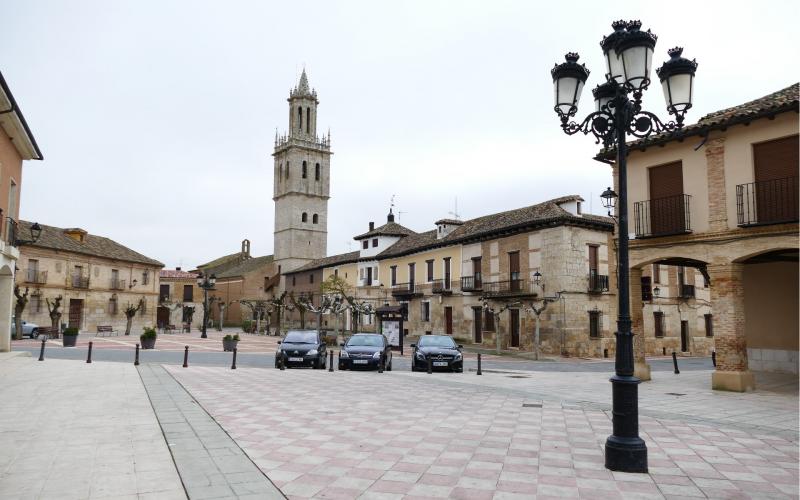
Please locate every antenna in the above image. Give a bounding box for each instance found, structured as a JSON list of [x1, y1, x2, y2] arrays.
[[390, 194, 396, 211], [447, 196, 461, 220], [398, 210, 407, 222]]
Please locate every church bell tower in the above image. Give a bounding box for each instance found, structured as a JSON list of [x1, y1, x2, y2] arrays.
[[273, 69, 332, 276]]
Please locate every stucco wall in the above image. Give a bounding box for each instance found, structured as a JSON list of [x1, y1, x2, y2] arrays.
[[743, 260, 799, 351]]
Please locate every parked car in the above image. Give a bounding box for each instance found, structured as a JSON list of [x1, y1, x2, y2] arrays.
[[411, 335, 463, 372], [275, 330, 327, 369], [10, 319, 39, 339], [339, 333, 392, 371]]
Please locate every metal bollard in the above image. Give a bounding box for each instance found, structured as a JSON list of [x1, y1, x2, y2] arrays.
[[183, 346, 189, 368], [712, 351, 716, 367], [662, 347, 666, 356], [38, 336, 46, 361], [86, 341, 93, 363], [231, 348, 237, 370], [672, 351, 680, 374], [328, 350, 334, 372], [134, 344, 140, 366], [427, 354, 432, 374], [477, 353, 482, 375], [378, 352, 384, 373], [279, 353, 285, 370]]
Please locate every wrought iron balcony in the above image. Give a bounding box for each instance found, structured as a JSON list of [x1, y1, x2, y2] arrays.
[[588, 273, 609, 293], [461, 275, 482, 292], [736, 177, 798, 226], [71, 275, 90, 289], [110, 279, 126, 291], [24, 269, 47, 284], [431, 279, 454, 294], [679, 284, 695, 299], [391, 282, 420, 298], [482, 279, 532, 298], [159, 294, 171, 303], [634, 194, 692, 238]]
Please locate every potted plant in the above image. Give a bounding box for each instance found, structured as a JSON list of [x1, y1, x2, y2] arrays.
[[62, 327, 79, 347], [140, 326, 157, 350], [223, 334, 240, 352]]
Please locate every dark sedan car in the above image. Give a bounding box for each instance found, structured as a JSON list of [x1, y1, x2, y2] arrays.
[[338, 334, 392, 371], [411, 335, 463, 372], [275, 330, 327, 369]]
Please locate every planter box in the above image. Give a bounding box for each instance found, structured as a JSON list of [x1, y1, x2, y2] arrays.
[[141, 337, 157, 350], [223, 339, 239, 352], [62, 335, 78, 347]]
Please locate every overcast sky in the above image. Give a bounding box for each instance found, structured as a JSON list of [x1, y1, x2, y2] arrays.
[[2, 0, 798, 268]]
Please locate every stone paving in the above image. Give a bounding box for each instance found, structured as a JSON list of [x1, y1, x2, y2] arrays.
[[169, 365, 799, 500], [0, 354, 185, 499]]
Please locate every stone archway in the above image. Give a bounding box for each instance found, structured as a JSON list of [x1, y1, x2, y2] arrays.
[[0, 264, 15, 352]]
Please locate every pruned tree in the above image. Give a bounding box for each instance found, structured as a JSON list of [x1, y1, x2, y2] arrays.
[[13, 285, 29, 340], [202, 296, 218, 332], [288, 292, 308, 329], [239, 299, 269, 334], [183, 305, 196, 331], [216, 301, 229, 331], [320, 274, 352, 297], [124, 298, 144, 336], [46, 295, 63, 332], [269, 292, 292, 337]]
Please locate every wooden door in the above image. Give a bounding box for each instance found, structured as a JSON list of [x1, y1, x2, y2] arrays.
[[473, 307, 483, 343], [680, 320, 689, 352], [157, 306, 170, 328], [588, 245, 599, 289], [445, 307, 453, 335], [366, 267, 372, 286], [649, 162, 685, 234], [510, 309, 520, 347], [68, 299, 83, 330], [754, 135, 799, 223], [472, 257, 482, 287], [509, 252, 520, 291]]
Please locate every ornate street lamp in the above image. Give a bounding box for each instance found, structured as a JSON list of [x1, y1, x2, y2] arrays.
[[196, 273, 217, 339], [551, 20, 698, 473], [8, 220, 42, 246]]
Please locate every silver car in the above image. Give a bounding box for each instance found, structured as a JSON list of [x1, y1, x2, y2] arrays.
[[11, 320, 39, 339]]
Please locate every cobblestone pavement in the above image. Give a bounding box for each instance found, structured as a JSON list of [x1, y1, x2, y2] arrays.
[[0, 354, 185, 499], [169, 365, 799, 500]]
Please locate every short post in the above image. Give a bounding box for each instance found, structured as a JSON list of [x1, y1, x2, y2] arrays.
[[672, 351, 680, 374], [231, 348, 237, 370], [279, 353, 285, 370], [711, 351, 716, 367], [477, 352, 482, 375], [134, 343, 140, 366], [38, 336, 46, 361], [427, 354, 432, 374], [86, 341, 93, 363], [378, 353, 384, 373], [328, 350, 334, 372], [183, 345, 189, 368]]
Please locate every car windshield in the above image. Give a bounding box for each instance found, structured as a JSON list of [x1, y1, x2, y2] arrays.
[[347, 335, 383, 347], [283, 332, 318, 344], [418, 336, 457, 348]]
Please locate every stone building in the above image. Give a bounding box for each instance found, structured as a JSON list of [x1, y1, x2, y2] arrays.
[[285, 196, 618, 357], [156, 268, 202, 330], [606, 83, 798, 390], [15, 221, 163, 334], [0, 71, 42, 351]]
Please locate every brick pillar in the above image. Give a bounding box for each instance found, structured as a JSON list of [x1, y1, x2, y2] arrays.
[[709, 262, 755, 391], [629, 267, 651, 381], [705, 138, 728, 232]]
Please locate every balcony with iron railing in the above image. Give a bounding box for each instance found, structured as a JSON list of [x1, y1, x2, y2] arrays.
[[110, 279, 126, 291], [24, 269, 47, 285], [431, 279, 455, 294], [679, 284, 695, 299], [70, 275, 90, 289], [634, 194, 692, 238], [461, 275, 482, 292], [736, 176, 798, 226], [481, 279, 535, 298], [588, 272, 609, 293], [391, 282, 421, 298]]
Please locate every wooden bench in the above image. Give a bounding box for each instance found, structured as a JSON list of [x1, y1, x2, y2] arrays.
[[96, 325, 118, 337], [36, 326, 57, 340], [162, 324, 177, 334]]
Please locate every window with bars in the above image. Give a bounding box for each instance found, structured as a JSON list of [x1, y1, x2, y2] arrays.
[[142, 270, 149, 285], [654, 311, 665, 338], [140, 299, 147, 316], [589, 310, 601, 338], [309, 274, 314, 284], [421, 301, 431, 322], [484, 310, 495, 331], [108, 297, 118, 315], [31, 294, 41, 313], [704, 314, 713, 337]]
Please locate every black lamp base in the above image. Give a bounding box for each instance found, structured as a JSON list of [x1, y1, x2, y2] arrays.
[[605, 435, 648, 473]]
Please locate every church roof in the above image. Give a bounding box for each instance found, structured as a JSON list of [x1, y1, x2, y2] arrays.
[[216, 255, 274, 279], [287, 251, 361, 274]]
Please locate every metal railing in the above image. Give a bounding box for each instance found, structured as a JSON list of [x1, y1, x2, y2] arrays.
[[634, 194, 692, 237], [24, 269, 47, 284], [71, 275, 90, 289], [391, 282, 418, 297], [431, 279, 454, 294], [461, 275, 482, 291], [482, 279, 529, 297], [110, 279, 126, 290], [736, 176, 798, 226], [588, 273, 609, 293], [679, 284, 695, 299]]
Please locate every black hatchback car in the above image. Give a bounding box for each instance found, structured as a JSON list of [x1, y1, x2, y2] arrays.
[[275, 330, 327, 369], [339, 334, 392, 371], [411, 335, 463, 372]]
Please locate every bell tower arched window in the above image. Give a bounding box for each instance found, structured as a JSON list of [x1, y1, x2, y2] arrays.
[[286, 161, 289, 178], [315, 163, 320, 181], [298, 107, 303, 131], [302, 161, 307, 178], [306, 108, 310, 133], [279, 163, 283, 181], [301, 212, 307, 223], [312, 214, 318, 224]]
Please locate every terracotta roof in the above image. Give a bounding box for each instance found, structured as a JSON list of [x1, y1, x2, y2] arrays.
[[602, 83, 799, 155], [286, 251, 361, 274], [21, 220, 163, 267], [435, 219, 464, 226], [216, 255, 274, 279], [160, 269, 199, 279], [195, 252, 243, 271], [353, 222, 416, 240]]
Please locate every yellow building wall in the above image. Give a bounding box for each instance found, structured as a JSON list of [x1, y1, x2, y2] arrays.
[[378, 246, 462, 285]]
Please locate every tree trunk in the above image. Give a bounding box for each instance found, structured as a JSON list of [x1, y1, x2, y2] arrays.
[[275, 308, 282, 337], [14, 315, 23, 341], [125, 315, 134, 335]]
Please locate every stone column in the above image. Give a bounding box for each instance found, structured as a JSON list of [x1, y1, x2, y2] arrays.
[[705, 138, 728, 232], [0, 269, 14, 352], [709, 262, 754, 391], [629, 267, 650, 381]]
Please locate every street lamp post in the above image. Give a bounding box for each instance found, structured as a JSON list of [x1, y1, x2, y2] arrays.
[[196, 273, 217, 339], [550, 20, 697, 473]]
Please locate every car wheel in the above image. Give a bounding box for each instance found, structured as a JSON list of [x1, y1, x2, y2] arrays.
[[29, 329, 38, 339]]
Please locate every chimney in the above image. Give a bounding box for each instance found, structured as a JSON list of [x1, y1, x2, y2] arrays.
[[387, 209, 395, 223], [176, 267, 181, 271], [369, 222, 375, 231]]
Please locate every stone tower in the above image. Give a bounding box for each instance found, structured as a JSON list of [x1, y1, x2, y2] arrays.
[[273, 69, 332, 278]]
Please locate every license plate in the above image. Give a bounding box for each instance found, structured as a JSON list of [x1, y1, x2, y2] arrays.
[[433, 361, 449, 367], [353, 359, 368, 364], [288, 357, 304, 362]]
